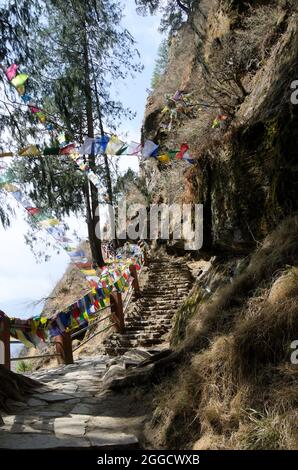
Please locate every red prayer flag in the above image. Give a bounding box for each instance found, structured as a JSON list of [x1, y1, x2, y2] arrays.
[[59, 143, 76, 155], [176, 143, 189, 159], [26, 207, 40, 216]]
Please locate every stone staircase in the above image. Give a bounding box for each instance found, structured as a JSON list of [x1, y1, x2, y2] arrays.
[[104, 257, 193, 356], [0, 258, 193, 450]]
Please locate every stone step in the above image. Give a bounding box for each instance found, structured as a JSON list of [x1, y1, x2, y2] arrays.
[[104, 257, 192, 356]]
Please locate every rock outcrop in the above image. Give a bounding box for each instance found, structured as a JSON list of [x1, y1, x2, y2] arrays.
[[141, 0, 298, 253]]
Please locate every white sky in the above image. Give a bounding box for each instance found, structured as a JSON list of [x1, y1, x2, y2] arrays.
[[0, 1, 163, 320]]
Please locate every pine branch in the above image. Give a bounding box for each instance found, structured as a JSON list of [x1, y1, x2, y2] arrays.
[[176, 0, 190, 15]]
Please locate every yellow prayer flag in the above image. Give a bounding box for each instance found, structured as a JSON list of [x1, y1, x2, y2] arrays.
[[36, 112, 46, 123], [11, 74, 29, 88], [106, 135, 124, 155], [81, 269, 97, 276], [16, 85, 26, 96], [69, 150, 80, 160], [39, 218, 60, 227], [158, 154, 170, 164], [2, 183, 19, 192], [19, 145, 41, 157], [16, 330, 33, 349]]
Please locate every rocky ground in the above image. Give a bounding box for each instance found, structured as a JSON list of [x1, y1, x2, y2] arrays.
[[0, 253, 198, 450], [0, 349, 158, 450]]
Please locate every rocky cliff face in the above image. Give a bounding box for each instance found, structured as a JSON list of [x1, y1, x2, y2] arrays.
[[141, 0, 298, 253]]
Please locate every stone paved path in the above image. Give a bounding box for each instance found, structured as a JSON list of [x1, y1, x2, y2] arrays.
[[0, 352, 152, 449], [0, 255, 194, 450]]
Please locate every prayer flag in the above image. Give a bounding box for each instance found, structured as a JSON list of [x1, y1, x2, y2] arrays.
[[26, 207, 40, 216], [38, 218, 60, 227], [58, 132, 68, 147], [2, 183, 19, 192], [125, 141, 142, 156], [176, 143, 189, 159], [106, 135, 124, 155], [36, 111, 46, 123], [16, 85, 26, 96], [93, 135, 110, 154], [142, 140, 159, 158], [44, 147, 60, 156], [29, 105, 41, 114], [19, 145, 41, 157], [158, 154, 170, 164], [11, 73, 29, 88], [59, 143, 76, 155], [22, 93, 31, 104], [5, 64, 18, 81], [78, 137, 94, 155]]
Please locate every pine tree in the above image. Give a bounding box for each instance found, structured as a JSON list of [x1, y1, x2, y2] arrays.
[[0, 0, 142, 265], [151, 38, 169, 89], [135, 0, 194, 34]]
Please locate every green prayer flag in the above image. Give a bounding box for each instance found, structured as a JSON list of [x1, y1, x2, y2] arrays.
[[44, 147, 60, 156]]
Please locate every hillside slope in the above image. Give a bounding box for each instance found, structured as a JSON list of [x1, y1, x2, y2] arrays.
[[142, 0, 298, 253], [135, 0, 298, 450]]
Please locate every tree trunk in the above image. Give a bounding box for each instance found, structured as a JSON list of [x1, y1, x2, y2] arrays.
[[88, 32, 117, 248], [90, 52, 114, 206], [83, 25, 105, 267], [0, 365, 40, 413], [84, 182, 104, 267]]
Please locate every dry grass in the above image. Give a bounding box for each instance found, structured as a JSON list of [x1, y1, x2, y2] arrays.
[[147, 216, 298, 450]]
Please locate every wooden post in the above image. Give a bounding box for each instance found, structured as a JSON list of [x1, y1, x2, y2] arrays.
[[110, 291, 125, 334], [143, 250, 149, 267], [0, 314, 11, 370], [129, 264, 141, 297], [55, 332, 74, 365]]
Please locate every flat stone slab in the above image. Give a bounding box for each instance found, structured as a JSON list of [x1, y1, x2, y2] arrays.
[[70, 403, 97, 415], [102, 365, 126, 383], [86, 430, 138, 448], [0, 432, 90, 449], [54, 415, 89, 438], [1, 418, 53, 434], [29, 411, 64, 418], [5, 400, 27, 409], [88, 416, 135, 431], [32, 392, 77, 402], [2, 352, 146, 449], [27, 398, 47, 407], [60, 384, 79, 393]]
